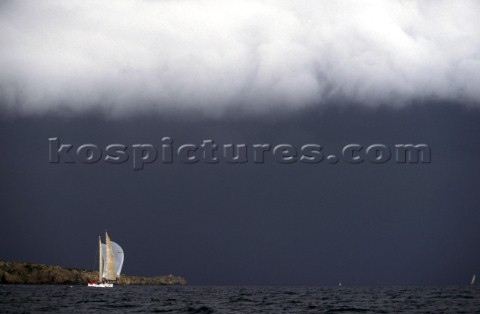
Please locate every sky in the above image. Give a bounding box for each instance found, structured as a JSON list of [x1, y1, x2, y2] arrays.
[[0, 0, 480, 285]]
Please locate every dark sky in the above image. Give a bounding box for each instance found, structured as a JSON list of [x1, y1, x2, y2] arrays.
[[1, 103, 479, 285]]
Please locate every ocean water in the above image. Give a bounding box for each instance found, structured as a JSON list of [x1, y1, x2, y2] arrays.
[[0, 285, 479, 313]]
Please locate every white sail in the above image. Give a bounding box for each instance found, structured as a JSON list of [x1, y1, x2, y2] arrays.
[[101, 239, 124, 278], [104, 232, 116, 281], [472, 274, 476, 285], [111, 241, 124, 277]]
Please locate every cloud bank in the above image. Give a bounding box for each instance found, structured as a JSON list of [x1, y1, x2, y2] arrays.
[[1, 0, 479, 116]]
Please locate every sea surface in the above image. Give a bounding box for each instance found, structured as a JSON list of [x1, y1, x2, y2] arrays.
[[0, 285, 479, 313]]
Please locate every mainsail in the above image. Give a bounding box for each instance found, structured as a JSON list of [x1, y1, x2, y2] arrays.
[[98, 232, 125, 281], [105, 233, 116, 281], [472, 274, 476, 285]]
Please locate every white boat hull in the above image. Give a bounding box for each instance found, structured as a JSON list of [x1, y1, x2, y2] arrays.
[[88, 283, 113, 288]]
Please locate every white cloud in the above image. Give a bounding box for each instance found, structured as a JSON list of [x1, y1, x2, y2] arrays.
[[1, 0, 479, 116]]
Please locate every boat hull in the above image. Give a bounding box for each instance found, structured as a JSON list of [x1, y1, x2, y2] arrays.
[[88, 283, 113, 288]]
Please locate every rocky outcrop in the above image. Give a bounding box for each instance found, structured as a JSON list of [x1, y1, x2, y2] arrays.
[[0, 260, 186, 285]]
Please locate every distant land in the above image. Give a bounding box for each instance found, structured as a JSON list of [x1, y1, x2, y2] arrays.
[[0, 260, 186, 285]]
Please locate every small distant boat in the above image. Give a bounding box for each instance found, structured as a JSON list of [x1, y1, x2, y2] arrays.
[[88, 232, 124, 288], [471, 274, 476, 285], [338, 282, 342, 287]]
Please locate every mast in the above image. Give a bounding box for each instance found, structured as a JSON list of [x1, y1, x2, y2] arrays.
[[98, 236, 103, 282], [105, 232, 116, 281]]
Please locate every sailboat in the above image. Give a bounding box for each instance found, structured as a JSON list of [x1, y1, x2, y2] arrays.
[[471, 274, 476, 285], [88, 232, 124, 288]]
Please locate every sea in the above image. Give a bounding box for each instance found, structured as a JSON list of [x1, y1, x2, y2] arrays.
[[0, 285, 479, 313]]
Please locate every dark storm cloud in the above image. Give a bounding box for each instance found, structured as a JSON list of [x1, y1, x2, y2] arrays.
[[1, 104, 480, 285], [1, 0, 480, 116]]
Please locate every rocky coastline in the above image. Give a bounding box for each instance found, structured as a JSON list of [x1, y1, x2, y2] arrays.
[[0, 260, 186, 285]]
